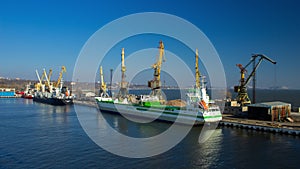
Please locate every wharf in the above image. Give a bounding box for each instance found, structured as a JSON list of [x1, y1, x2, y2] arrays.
[[73, 99, 97, 108], [0, 95, 21, 98], [220, 114, 300, 136]]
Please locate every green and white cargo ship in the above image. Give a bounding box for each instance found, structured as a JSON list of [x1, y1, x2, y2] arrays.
[[95, 41, 222, 125]]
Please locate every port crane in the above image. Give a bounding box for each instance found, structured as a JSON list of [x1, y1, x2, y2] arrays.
[[148, 41, 166, 101], [55, 66, 66, 88], [235, 54, 276, 105], [195, 49, 201, 89], [117, 48, 129, 98], [99, 66, 109, 97]]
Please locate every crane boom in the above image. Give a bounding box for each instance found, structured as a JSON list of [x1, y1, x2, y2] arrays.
[[99, 66, 108, 96], [154, 40, 165, 81], [35, 69, 42, 84], [55, 66, 66, 88], [43, 68, 50, 87], [244, 55, 276, 86]]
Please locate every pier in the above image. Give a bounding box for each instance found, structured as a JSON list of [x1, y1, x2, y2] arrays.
[[220, 114, 300, 136]]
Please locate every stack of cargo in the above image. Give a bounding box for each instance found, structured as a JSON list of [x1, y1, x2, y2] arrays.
[[166, 99, 186, 107]]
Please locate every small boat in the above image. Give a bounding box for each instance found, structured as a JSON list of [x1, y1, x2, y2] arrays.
[[23, 93, 34, 99], [22, 83, 34, 99]]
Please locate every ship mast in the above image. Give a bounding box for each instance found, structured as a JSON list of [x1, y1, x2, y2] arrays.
[[148, 41, 165, 101]]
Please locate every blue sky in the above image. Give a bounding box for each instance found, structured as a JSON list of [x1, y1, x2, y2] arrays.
[[1, 0, 300, 89]]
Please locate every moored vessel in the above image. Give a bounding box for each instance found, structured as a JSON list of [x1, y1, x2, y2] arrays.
[[33, 66, 75, 106], [22, 83, 34, 99], [95, 42, 222, 125]]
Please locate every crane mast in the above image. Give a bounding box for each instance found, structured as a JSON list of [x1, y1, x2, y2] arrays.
[[148, 41, 165, 101], [235, 54, 276, 105], [117, 48, 129, 98], [195, 49, 201, 89]]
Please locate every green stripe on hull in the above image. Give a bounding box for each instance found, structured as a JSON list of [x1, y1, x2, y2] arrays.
[[203, 115, 222, 119]]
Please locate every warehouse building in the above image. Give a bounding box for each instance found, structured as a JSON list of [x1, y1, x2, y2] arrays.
[[0, 88, 16, 97], [247, 101, 291, 122]]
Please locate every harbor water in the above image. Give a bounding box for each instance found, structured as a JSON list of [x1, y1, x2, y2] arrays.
[[1, 89, 300, 168]]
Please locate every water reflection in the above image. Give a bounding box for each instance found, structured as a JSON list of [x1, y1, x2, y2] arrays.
[[23, 98, 34, 105], [95, 108, 171, 138], [178, 127, 223, 168], [34, 102, 72, 124]]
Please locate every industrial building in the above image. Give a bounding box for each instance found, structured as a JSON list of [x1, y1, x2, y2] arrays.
[[247, 101, 291, 121], [0, 88, 16, 97]]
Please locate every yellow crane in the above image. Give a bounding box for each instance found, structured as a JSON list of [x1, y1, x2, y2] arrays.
[[99, 66, 108, 97], [195, 49, 201, 89], [55, 66, 66, 88], [148, 41, 166, 101]]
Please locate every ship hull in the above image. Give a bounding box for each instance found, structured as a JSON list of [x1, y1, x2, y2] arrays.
[[33, 97, 73, 106], [96, 100, 222, 125], [22, 95, 33, 99]]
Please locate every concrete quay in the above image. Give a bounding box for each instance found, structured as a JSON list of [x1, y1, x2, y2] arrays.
[[73, 99, 98, 108], [220, 114, 300, 136]]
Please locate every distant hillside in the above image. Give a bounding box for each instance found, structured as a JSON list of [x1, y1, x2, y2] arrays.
[[0, 78, 73, 91], [0, 79, 36, 90]]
